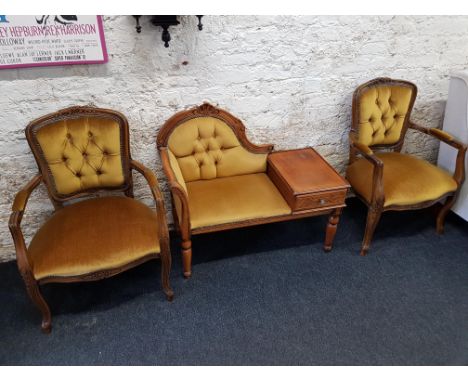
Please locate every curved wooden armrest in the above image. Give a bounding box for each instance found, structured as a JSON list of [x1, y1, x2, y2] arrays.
[[349, 134, 383, 166], [409, 122, 467, 185], [130, 160, 170, 242], [349, 135, 384, 206], [12, 174, 43, 213], [409, 122, 466, 149], [158, 148, 191, 231], [9, 174, 43, 275]]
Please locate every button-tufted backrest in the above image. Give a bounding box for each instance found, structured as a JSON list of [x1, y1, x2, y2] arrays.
[[354, 78, 417, 147], [167, 116, 267, 182], [26, 107, 131, 201]]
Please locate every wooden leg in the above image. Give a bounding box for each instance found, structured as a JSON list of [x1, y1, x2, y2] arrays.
[[436, 196, 455, 235], [324, 208, 342, 252], [181, 239, 192, 279], [20, 271, 52, 333], [360, 206, 382, 257], [160, 244, 174, 302]]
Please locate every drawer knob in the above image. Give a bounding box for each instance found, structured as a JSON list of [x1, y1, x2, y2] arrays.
[[319, 199, 326, 205]]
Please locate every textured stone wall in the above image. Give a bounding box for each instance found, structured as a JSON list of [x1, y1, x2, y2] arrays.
[[1, 15, 468, 262]]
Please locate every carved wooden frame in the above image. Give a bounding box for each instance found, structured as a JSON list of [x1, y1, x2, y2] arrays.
[[158, 103, 347, 278], [348, 78, 467, 256], [10, 106, 173, 334]]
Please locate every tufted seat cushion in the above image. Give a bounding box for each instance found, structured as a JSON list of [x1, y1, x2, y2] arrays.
[[346, 152, 458, 207], [27, 196, 160, 280], [186, 173, 291, 229]]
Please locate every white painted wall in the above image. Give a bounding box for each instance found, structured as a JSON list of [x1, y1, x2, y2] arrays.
[[1, 15, 468, 262]]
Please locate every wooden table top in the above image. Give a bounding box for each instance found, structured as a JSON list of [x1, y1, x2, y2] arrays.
[[267, 147, 350, 195]]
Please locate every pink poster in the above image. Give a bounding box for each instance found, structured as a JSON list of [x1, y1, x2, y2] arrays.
[[0, 15, 108, 69]]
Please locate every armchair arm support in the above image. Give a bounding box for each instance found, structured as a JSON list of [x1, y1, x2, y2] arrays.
[[349, 134, 385, 207], [130, 160, 170, 244], [409, 122, 465, 149], [12, 174, 43, 213], [9, 174, 43, 276], [159, 148, 191, 232], [409, 122, 467, 186]]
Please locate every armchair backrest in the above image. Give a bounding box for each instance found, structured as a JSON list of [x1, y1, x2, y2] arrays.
[[26, 106, 133, 205], [157, 103, 271, 183], [352, 78, 417, 150]]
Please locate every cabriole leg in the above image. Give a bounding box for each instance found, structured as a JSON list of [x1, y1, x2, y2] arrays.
[[436, 196, 455, 234], [360, 206, 382, 257], [20, 271, 52, 333], [160, 245, 174, 301]]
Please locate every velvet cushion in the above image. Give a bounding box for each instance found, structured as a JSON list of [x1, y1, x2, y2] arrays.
[[346, 152, 458, 207], [167, 116, 267, 182], [358, 85, 413, 146], [186, 173, 291, 229], [35, 117, 125, 195], [27, 196, 160, 280]]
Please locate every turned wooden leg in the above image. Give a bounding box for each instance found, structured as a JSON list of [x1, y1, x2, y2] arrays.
[[436, 196, 455, 235], [160, 244, 174, 302], [360, 206, 382, 257], [324, 208, 342, 252], [181, 239, 192, 279], [20, 271, 52, 333]]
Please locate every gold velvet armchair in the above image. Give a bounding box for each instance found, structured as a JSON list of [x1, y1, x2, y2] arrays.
[[157, 103, 293, 278], [9, 106, 173, 333], [346, 78, 467, 256]]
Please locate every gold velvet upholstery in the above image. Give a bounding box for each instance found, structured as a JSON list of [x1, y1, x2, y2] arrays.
[[186, 173, 291, 229], [357, 85, 413, 147], [168, 117, 267, 182], [28, 196, 160, 280], [347, 152, 458, 207], [34, 117, 125, 195]]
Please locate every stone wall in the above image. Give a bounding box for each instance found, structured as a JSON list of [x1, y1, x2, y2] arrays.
[[1, 15, 468, 262]]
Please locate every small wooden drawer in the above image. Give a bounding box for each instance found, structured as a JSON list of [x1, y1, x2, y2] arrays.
[[267, 148, 350, 213], [295, 190, 347, 211]]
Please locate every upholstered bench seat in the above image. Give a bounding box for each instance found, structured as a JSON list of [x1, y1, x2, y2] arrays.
[[28, 196, 160, 280], [186, 173, 291, 229], [346, 152, 458, 207]]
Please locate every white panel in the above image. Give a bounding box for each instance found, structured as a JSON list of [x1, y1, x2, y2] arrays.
[[437, 72, 468, 220]]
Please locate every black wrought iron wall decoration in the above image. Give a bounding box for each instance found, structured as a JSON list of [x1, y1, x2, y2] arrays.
[[132, 15, 203, 48]]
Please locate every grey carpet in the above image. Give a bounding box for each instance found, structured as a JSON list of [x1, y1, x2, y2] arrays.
[[0, 198, 467, 365]]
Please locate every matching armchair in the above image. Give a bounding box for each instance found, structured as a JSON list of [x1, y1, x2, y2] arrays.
[[346, 78, 467, 256], [157, 103, 293, 278], [9, 106, 173, 333]]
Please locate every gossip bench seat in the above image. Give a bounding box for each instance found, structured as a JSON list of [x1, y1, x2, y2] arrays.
[[158, 103, 348, 278], [186, 173, 291, 229]]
